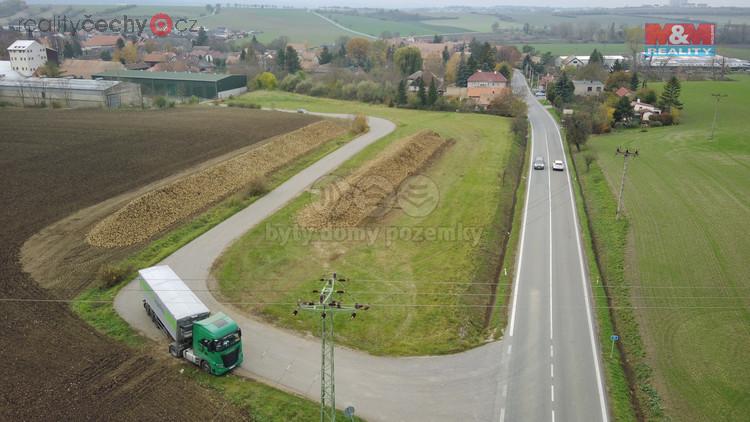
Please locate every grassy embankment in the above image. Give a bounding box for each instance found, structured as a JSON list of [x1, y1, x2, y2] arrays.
[[72, 113, 362, 421], [216, 91, 525, 356], [572, 75, 750, 421]]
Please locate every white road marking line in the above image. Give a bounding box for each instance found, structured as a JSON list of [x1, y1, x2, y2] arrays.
[[544, 120, 554, 341], [551, 363, 554, 378], [550, 345, 554, 358], [552, 410, 556, 422], [551, 384, 555, 402], [508, 113, 536, 337], [507, 344, 512, 355], [542, 103, 610, 422], [500, 407, 505, 422]]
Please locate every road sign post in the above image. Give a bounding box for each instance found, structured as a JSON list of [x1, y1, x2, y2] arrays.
[[610, 334, 620, 358]]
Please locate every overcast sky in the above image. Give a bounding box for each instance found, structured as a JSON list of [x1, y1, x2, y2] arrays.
[[36, 0, 750, 7], [258, 0, 748, 7]]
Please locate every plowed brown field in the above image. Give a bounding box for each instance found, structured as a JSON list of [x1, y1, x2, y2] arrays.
[[0, 107, 317, 420]]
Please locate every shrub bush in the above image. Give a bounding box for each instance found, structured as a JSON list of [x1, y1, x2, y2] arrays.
[[97, 263, 133, 289], [280, 72, 305, 92], [310, 82, 329, 97], [228, 102, 260, 109], [295, 79, 313, 95], [656, 112, 674, 126], [153, 96, 167, 109], [648, 120, 662, 127], [244, 177, 269, 197], [351, 113, 369, 134]]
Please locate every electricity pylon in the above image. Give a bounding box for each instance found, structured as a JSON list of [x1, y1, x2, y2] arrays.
[[294, 272, 368, 422]]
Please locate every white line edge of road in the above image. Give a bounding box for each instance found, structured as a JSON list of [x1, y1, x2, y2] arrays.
[[508, 104, 536, 337], [540, 102, 610, 422], [544, 120, 554, 342]]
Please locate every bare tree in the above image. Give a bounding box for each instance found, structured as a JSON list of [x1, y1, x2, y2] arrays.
[[626, 26, 644, 73]]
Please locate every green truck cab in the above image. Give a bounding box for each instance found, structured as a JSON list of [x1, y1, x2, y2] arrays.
[[139, 265, 243, 375], [188, 313, 243, 375]]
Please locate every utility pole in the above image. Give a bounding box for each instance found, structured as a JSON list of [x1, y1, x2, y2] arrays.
[[294, 272, 368, 422], [710, 93, 728, 140], [615, 147, 639, 219]]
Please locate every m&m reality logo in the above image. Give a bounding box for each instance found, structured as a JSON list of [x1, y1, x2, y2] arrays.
[[644, 23, 716, 57]]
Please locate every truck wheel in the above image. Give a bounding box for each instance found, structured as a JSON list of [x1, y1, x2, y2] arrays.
[[201, 360, 211, 374], [169, 344, 180, 358]]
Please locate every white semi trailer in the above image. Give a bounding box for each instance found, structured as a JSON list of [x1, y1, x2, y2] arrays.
[[139, 265, 243, 375]]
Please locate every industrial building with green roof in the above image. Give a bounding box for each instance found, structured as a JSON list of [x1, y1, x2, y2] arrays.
[[92, 70, 247, 99]]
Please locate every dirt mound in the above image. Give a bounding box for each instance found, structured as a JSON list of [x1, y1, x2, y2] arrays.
[[297, 130, 451, 229], [87, 120, 346, 248]]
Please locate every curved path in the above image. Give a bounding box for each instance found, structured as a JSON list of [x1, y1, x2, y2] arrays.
[[115, 114, 507, 422], [311, 11, 378, 40]]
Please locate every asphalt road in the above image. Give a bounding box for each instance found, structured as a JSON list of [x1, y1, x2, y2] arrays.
[[504, 71, 609, 422], [115, 87, 609, 421]]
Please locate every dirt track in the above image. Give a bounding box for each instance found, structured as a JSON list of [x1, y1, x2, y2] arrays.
[[0, 107, 317, 420]]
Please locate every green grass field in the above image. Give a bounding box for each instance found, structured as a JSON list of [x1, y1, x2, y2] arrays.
[[201, 8, 350, 45], [516, 42, 629, 56], [581, 76, 750, 420], [319, 12, 470, 37], [2, 5, 351, 45], [215, 91, 523, 356], [423, 12, 517, 33]]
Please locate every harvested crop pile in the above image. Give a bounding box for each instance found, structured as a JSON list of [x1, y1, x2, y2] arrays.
[[297, 130, 451, 229], [88, 120, 346, 248]]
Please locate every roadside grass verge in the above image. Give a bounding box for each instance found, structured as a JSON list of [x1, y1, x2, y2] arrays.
[[488, 123, 530, 338], [578, 75, 750, 421], [72, 123, 360, 421], [216, 91, 523, 356], [568, 148, 642, 421]]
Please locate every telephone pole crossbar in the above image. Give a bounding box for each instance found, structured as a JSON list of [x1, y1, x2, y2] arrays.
[[294, 272, 368, 422]]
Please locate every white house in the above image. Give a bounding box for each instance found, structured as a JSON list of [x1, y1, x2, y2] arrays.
[[7, 40, 47, 77], [572, 80, 604, 96], [557, 55, 627, 70], [631, 99, 662, 121]]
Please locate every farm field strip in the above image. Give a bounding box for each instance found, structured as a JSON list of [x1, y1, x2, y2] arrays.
[[583, 76, 750, 421]]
